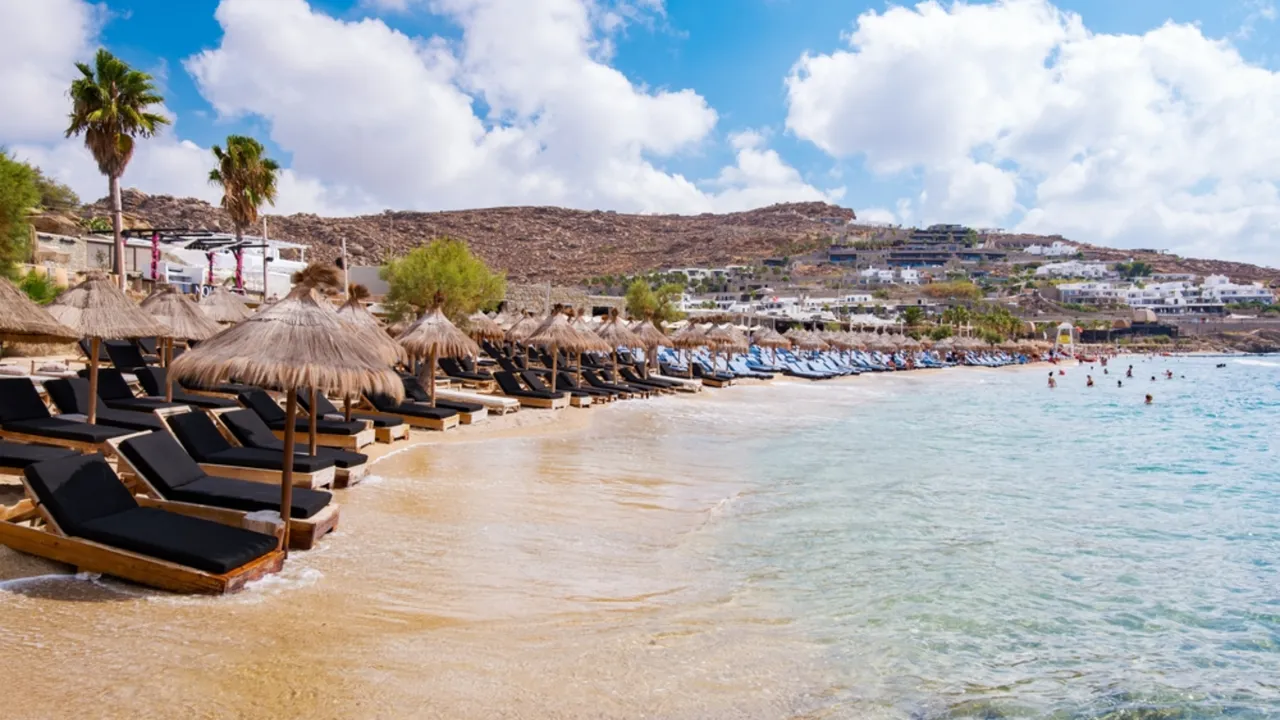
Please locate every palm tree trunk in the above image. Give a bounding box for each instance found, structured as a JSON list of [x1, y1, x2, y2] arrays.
[[110, 175, 125, 291]]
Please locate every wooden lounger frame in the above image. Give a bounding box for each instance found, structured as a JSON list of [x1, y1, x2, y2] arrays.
[[109, 438, 340, 551], [699, 377, 731, 389], [357, 399, 462, 432], [268, 425, 375, 451], [205, 409, 364, 488], [569, 395, 593, 408], [0, 428, 129, 456], [0, 474, 285, 594], [500, 393, 570, 410], [156, 408, 337, 489]]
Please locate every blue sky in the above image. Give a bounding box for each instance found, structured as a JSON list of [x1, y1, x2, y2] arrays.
[[6, 0, 1280, 265]]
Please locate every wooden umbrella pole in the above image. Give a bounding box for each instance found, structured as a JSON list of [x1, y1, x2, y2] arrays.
[[280, 390, 297, 554], [343, 395, 352, 422], [87, 338, 100, 425], [575, 351, 582, 384], [308, 388, 319, 456], [164, 339, 175, 402], [428, 349, 437, 408], [551, 344, 559, 393]]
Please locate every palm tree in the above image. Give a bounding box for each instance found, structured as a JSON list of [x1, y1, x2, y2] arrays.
[[208, 135, 280, 294], [66, 48, 170, 290]]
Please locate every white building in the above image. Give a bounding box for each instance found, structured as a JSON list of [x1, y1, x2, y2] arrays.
[[898, 268, 921, 285], [1200, 275, 1275, 305], [1055, 275, 1273, 314], [1034, 260, 1110, 279], [1025, 241, 1079, 257]]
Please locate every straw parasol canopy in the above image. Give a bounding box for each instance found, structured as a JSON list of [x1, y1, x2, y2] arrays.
[[707, 324, 748, 353], [0, 277, 77, 345], [335, 297, 405, 367], [631, 318, 668, 349], [505, 313, 538, 343], [200, 285, 252, 324], [47, 273, 171, 424], [464, 311, 505, 342], [527, 312, 599, 392], [140, 285, 221, 342], [596, 312, 644, 351], [396, 307, 481, 406], [752, 327, 791, 350], [670, 323, 708, 349], [172, 285, 403, 549]]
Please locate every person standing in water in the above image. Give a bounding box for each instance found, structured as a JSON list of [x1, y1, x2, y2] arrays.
[[1127, 365, 1133, 378], [1118, 380, 1123, 388], [1048, 372, 1057, 389], [1087, 375, 1094, 387]]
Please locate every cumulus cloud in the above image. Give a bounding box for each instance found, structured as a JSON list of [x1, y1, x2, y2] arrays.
[[785, 0, 1280, 264], [3, 0, 829, 221]]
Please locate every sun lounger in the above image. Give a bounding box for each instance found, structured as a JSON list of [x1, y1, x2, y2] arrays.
[[519, 370, 591, 407], [434, 388, 519, 414], [216, 409, 368, 487], [164, 409, 336, 489], [438, 357, 493, 384], [580, 368, 646, 398], [398, 376, 488, 424], [79, 367, 186, 412], [44, 378, 166, 433], [0, 378, 134, 451], [294, 391, 409, 442], [0, 441, 78, 478], [113, 431, 339, 549], [134, 367, 238, 409], [239, 390, 375, 450], [618, 366, 680, 391], [555, 371, 616, 400], [362, 392, 462, 431], [493, 371, 569, 409], [2, 453, 284, 593], [103, 339, 156, 373]]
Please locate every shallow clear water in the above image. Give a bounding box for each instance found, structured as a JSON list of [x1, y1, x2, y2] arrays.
[[1, 356, 1276, 718]]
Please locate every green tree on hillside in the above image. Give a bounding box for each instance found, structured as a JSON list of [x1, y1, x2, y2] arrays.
[[33, 169, 79, 210], [66, 48, 169, 289], [380, 238, 506, 320], [0, 150, 40, 277], [901, 305, 924, 327], [625, 278, 684, 324]]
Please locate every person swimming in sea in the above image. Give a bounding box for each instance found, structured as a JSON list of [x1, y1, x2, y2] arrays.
[[1145, 394, 1153, 405], [1166, 370, 1174, 379], [1151, 376, 1157, 381], [1087, 375, 1094, 387], [1117, 380, 1123, 388], [1103, 368, 1109, 375], [1058, 369, 1066, 376]]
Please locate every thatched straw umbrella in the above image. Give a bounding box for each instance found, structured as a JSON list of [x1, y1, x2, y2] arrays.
[[465, 311, 504, 343], [752, 327, 790, 365], [670, 323, 708, 378], [567, 312, 611, 382], [47, 273, 169, 424], [331, 291, 407, 421], [396, 307, 481, 406], [628, 318, 668, 376], [505, 313, 538, 364], [526, 312, 594, 392], [199, 285, 252, 324], [596, 310, 644, 376], [140, 285, 222, 400], [172, 285, 403, 550], [0, 276, 78, 346]]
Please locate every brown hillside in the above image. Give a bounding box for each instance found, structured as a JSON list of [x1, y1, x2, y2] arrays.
[[84, 190, 855, 282]]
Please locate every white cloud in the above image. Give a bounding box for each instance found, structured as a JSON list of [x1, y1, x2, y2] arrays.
[[0, 0, 100, 144], [706, 130, 843, 211], [785, 0, 1280, 264]]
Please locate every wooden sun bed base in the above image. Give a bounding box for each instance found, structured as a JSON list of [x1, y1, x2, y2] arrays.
[[111, 440, 341, 550], [0, 474, 285, 594], [357, 408, 461, 432], [699, 377, 731, 389], [374, 424, 410, 443], [450, 407, 487, 425], [269, 426, 375, 451], [0, 429, 122, 456], [332, 463, 367, 488], [197, 462, 335, 490], [0, 466, 26, 477], [569, 395, 592, 408], [0, 519, 285, 594], [504, 394, 569, 410], [651, 374, 703, 393]]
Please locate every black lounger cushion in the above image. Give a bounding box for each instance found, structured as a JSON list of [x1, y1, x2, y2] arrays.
[[80, 368, 183, 411], [242, 390, 368, 435], [435, 399, 485, 413], [117, 430, 207, 492], [44, 379, 164, 433], [23, 453, 138, 532], [220, 410, 366, 469], [4, 417, 129, 443], [0, 441, 78, 470], [0, 378, 52, 423], [494, 372, 555, 399], [302, 392, 404, 430], [135, 368, 237, 409], [171, 477, 330, 520], [369, 394, 458, 420], [79, 507, 277, 574], [205, 447, 334, 474]]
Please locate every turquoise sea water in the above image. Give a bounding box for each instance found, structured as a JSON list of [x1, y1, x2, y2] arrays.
[[491, 356, 1280, 718], [687, 356, 1280, 718]]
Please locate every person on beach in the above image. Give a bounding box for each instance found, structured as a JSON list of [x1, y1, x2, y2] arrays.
[[1087, 375, 1094, 387]]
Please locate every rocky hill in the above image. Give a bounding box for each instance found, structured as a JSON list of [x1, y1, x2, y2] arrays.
[[83, 190, 855, 282]]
